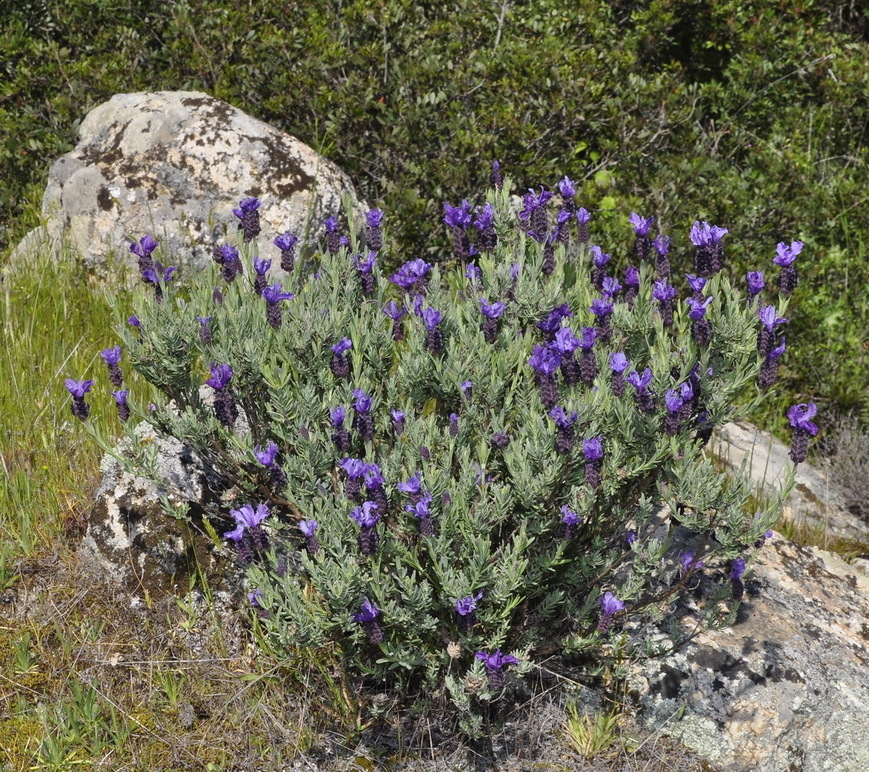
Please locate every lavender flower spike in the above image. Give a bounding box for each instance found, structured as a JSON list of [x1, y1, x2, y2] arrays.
[[65, 378, 94, 421], [774, 240, 803, 294], [112, 390, 130, 421], [101, 345, 124, 387], [475, 649, 520, 690], [233, 197, 262, 243], [353, 598, 384, 643], [598, 591, 625, 632], [299, 519, 320, 555], [787, 402, 819, 464]]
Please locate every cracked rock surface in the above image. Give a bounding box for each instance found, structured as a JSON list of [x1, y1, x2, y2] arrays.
[[11, 90, 363, 276], [632, 533, 869, 772]]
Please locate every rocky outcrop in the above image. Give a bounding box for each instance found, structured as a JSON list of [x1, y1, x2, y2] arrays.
[[81, 422, 240, 596], [632, 532, 869, 772], [712, 420, 867, 544], [11, 91, 362, 276]]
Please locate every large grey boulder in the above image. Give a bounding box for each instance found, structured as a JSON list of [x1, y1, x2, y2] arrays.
[[81, 421, 241, 595], [632, 533, 869, 772], [11, 91, 362, 276]]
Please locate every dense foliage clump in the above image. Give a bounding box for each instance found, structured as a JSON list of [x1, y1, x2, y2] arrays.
[[70, 171, 812, 732], [3, 0, 868, 423]]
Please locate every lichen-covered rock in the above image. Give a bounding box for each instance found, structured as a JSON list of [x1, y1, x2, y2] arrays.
[[632, 533, 869, 772], [11, 91, 362, 276], [81, 422, 240, 595], [712, 421, 866, 543]]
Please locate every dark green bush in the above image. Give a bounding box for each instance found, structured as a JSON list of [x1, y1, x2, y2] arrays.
[[2, 0, 867, 425]]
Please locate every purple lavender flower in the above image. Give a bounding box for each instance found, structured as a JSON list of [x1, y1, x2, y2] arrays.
[[558, 176, 576, 200], [252, 256, 272, 295], [787, 402, 818, 464], [233, 197, 261, 243], [690, 221, 729, 275], [330, 338, 353, 379], [461, 380, 473, 402], [729, 556, 746, 600], [196, 316, 212, 345], [576, 328, 597, 385], [130, 234, 158, 274], [465, 262, 482, 283], [746, 270, 765, 299], [351, 501, 381, 555], [598, 591, 625, 632], [353, 252, 377, 296], [206, 362, 233, 391], [141, 264, 176, 303], [629, 213, 654, 262], [112, 389, 130, 421], [490, 160, 503, 190], [629, 213, 654, 237], [455, 591, 483, 631], [128, 315, 141, 329], [353, 598, 384, 643], [589, 245, 611, 291], [528, 344, 561, 409], [583, 436, 604, 488], [757, 305, 788, 357], [475, 649, 520, 690], [422, 307, 445, 355], [575, 207, 591, 244], [206, 363, 237, 426], [274, 232, 299, 273], [609, 352, 629, 397], [663, 389, 684, 435], [590, 298, 614, 341], [100, 345, 124, 387], [774, 240, 803, 294], [213, 243, 241, 282], [552, 328, 581, 385], [262, 282, 294, 329], [299, 519, 320, 555], [626, 531, 637, 546], [687, 296, 714, 346], [550, 406, 578, 454], [329, 406, 351, 452], [560, 504, 582, 539], [340, 457, 368, 501], [382, 300, 407, 341], [390, 259, 431, 294], [351, 388, 375, 441], [391, 409, 406, 435], [729, 557, 746, 581], [323, 215, 342, 255], [64, 378, 94, 421], [679, 550, 705, 575], [254, 441, 280, 467], [365, 208, 384, 251], [491, 431, 511, 450], [652, 280, 677, 327], [757, 337, 786, 390], [686, 274, 707, 296], [443, 199, 473, 229], [601, 276, 622, 298], [444, 200, 473, 260], [225, 503, 270, 562], [627, 367, 655, 413], [537, 303, 574, 340], [479, 298, 505, 343], [519, 187, 553, 241]]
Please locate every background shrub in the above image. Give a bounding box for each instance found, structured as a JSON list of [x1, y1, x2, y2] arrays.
[[1, 0, 866, 428]]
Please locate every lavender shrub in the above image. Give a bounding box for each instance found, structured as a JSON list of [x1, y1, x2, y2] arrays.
[[75, 183, 808, 735]]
